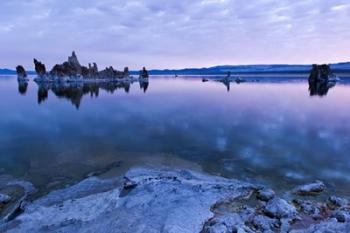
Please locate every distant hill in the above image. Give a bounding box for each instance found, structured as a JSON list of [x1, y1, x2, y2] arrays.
[[147, 63, 350, 75], [2, 62, 350, 76], [0, 69, 17, 75], [0, 68, 35, 75]]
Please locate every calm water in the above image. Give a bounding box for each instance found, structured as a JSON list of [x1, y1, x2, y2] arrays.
[[1, 75, 350, 196]]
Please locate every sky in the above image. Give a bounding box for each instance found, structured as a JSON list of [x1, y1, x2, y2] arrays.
[[0, 0, 350, 70]]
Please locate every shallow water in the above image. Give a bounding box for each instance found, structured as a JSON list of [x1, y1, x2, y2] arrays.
[[1, 75, 350, 196]]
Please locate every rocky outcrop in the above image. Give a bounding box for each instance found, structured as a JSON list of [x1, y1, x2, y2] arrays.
[[49, 51, 83, 78], [1, 167, 349, 233], [98, 66, 125, 79], [309, 64, 332, 83], [308, 64, 339, 96], [67, 51, 82, 75], [139, 67, 149, 79], [15, 66, 27, 80], [0, 167, 255, 232], [33, 59, 46, 77], [88, 63, 99, 78], [33, 52, 136, 82]]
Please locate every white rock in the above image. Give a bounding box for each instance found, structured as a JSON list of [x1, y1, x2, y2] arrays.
[[1, 167, 254, 233]]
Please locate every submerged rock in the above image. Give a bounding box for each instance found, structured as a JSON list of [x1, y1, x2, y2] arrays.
[[293, 181, 326, 196]]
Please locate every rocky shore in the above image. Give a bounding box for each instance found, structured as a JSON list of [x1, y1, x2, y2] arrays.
[[0, 166, 349, 233]]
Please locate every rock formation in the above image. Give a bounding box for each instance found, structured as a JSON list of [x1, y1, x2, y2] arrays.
[[87, 63, 99, 78], [309, 64, 331, 83], [1, 167, 349, 233], [123, 67, 130, 77], [33, 52, 134, 81], [67, 51, 82, 76], [33, 59, 46, 77], [15, 65, 27, 79], [139, 67, 149, 79], [308, 65, 337, 96]]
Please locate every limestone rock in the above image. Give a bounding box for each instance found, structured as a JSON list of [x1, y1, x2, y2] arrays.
[[1, 167, 255, 233], [309, 64, 331, 83], [33, 59, 46, 76], [264, 198, 297, 219], [15, 66, 27, 79], [67, 51, 82, 76], [256, 188, 275, 202], [252, 214, 278, 232], [328, 196, 349, 208], [140, 67, 149, 79], [293, 181, 326, 196]]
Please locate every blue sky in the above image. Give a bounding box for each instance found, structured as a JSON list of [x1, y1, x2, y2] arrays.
[[0, 0, 349, 69]]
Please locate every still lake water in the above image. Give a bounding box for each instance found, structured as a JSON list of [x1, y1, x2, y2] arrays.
[[1, 75, 350, 196]]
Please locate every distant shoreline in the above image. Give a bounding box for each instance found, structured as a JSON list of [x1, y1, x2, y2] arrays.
[[1, 70, 350, 77], [2, 72, 350, 78]]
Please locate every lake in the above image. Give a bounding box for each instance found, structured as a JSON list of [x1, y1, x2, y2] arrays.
[[1, 75, 350, 196]]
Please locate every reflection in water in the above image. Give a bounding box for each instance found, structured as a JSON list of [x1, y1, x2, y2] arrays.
[[220, 79, 230, 92], [36, 80, 148, 108], [18, 81, 28, 95], [4, 76, 350, 196], [309, 80, 336, 96], [38, 85, 49, 104], [139, 81, 149, 92]]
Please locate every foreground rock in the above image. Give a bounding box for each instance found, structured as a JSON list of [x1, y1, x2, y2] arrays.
[[256, 188, 275, 202], [0, 167, 255, 233], [0, 167, 349, 233], [293, 181, 326, 196], [0, 194, 11, 204], [0, 174, 36, 223]]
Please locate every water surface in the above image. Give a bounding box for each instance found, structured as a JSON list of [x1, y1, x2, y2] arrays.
[[1, 75, 350, 196]]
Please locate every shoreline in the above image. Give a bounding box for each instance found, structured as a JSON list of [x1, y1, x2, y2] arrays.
[[1, 166, 349, 232]]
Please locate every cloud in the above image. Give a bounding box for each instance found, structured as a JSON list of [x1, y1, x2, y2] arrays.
[[0, 0, 349, 69]]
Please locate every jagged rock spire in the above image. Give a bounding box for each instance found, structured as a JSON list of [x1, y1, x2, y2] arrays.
[[33, 58, 47, 76]]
